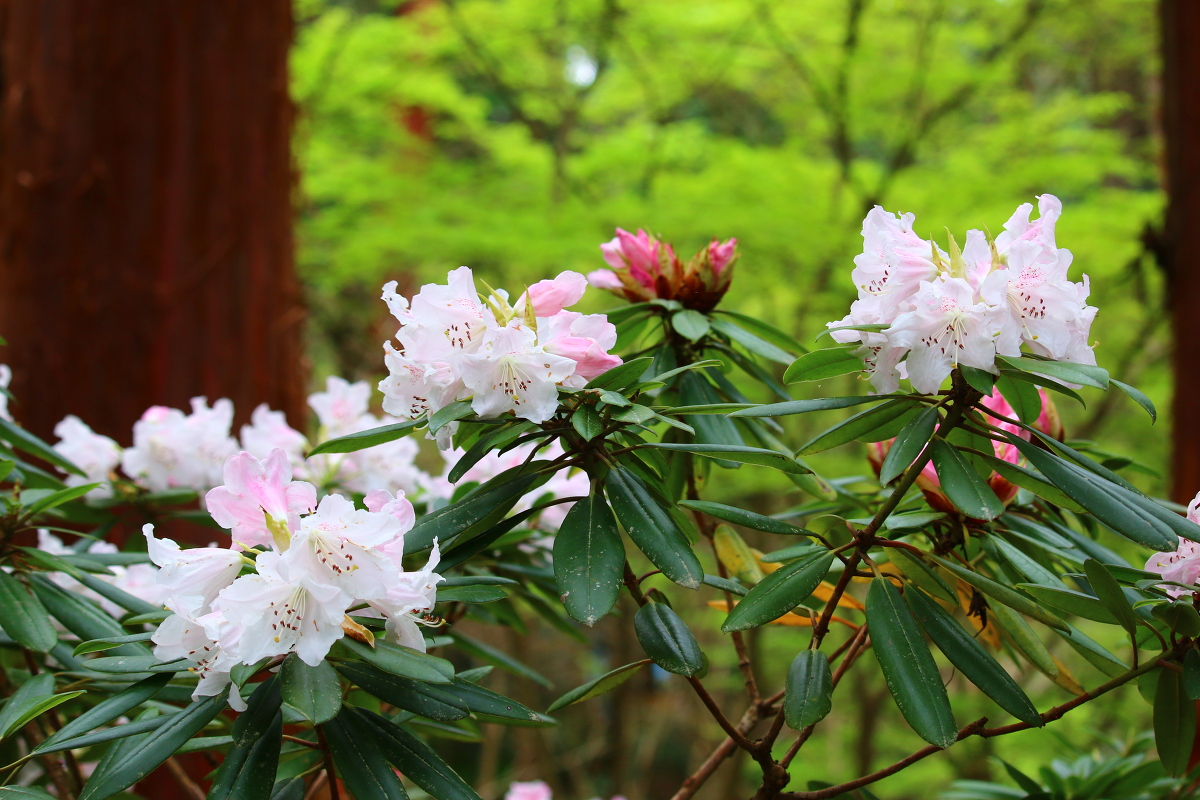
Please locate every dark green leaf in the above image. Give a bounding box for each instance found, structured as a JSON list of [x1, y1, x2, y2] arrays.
[[906, 588, 1041, 726], [958, 366, 995, 395], [798, 399, 921, 455], [678, 500, 812, 537], [635, 602, 704, 676], [866, 578, 957, 749], [995, 356, 1109, 390], [31, 575, 142, 651], [405, 468, 540, 554], [1184, 650, 1200, 701], [307, 418, 423, 456], [547, 660, 652, 712], [783, 347, 862, 383], [335, 662, 469, 722], [78, 690, 228, 800], [730, 396, 887, 418], [0, 417, 84, 476], [429, 400, 474, 434], [646, 443, 809, 474], [1154, 603, 1200, 638], [709, 316, 793, 364], [722, 552, 834, 632], [341, 638, 455, 684], [605, 467, 702, 589], [572, 405, 603, 441], [359, 708, 484, 800], [679, 371, 745, 450], [713, 310, 805, 355], [784, 650, 832, 730], [0, 571, 57, 652], [35, 673, 172, 754], [209, 678, 283, 800], [83, 655, 188, 674], [886, 548, 956, 605], [554, 492, 625, 626], [879, 407, 939, 485], [585, 357, 653, 391], [323, 711, 409, 800], [995, 374, 1042, 424], [21, 484, 100, 518], [444, 678, 556, 726], [1055, 623, 1126, 678], [672, 309, 711, 341], [702, 574, 749, 596], [74, 572, 161, 616], [1154, 666, 1196, 777], [1083, 559, 1139, 635], [929, 440, 1004, 520], [1110, 379, 1156, 422], [280, 654, 342, 725], [436, 585, 508, 603], [1016, 584, 1118, 624], [447, 630, 551, 688], [930, 557, 1068, 631]]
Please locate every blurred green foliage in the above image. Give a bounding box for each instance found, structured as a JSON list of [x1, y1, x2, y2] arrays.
[[291, 1, 1171, 796]]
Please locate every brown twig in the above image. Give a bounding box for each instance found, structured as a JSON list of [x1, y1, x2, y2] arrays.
[[164, 756, 206, 800], [316, 725, 341, 800]]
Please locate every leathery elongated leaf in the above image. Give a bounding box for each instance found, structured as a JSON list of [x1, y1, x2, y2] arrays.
[[929, 440, 1004, 520], [208, 677, 283, 800], [1016, 584, 1118, 624], [359, 708, 484, 800], [307, 418, 423, 456], [335, 662, 469, 722], [987, 602, 1058, 678], [783, 347, 862, 383], [886, 548, 956, 605], [405, 469, 539, 554], [635, 602, 704, 676], [798, 399, 921, 455], [645, 443, 810, 474], [866, 578, 957, 749], [1185, 650, 1200, 701], [280, 654, 341, 725], [323, 710, 408, 800], [1155, 666, 1196, 777], [879, 407, 939, 485], [341, 638, 454, 684], [722, 552, 835, 632], [78, 690, 229, 800], [36, 672, 172, 753], [931, 556, 1068, 631], [784, 650, 832, 730], [1083, 559, 1139, 635], [605, 467, 703, 589], [548, 660, 653, 712], [0, 571, 57, 652], [554, 492, 625, 626], [678, 500, 812, 536], [906, 588, 1041, 726]]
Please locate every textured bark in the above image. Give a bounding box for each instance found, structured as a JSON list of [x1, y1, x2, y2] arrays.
[[0, 0, 305, 445], [1162, 0, 1200, 502]]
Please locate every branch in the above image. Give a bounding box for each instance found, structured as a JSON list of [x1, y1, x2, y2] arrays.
[[780, 646, 1181, 799]]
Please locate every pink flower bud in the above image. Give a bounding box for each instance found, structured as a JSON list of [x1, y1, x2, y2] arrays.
[[586, 269, 624, 290], [600, 228, 660, 289], [521, 271, 588, 317], [709, 237, 738, 274]]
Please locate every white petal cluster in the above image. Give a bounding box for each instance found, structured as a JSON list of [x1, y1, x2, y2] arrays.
[[378, 267, 621, 443], [146, 449, 442, 709], [120, 398, 239, 493], [827, 195, 1097, 394], [37, 530, 167, 616], [52, 416, 122, 499]]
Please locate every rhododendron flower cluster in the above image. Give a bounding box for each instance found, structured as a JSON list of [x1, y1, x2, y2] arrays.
[[146, 448, 442, 709], [121, 398, 239, 493], [588, 228, 738, 312], [379, 267, 621, 436], [827, 195, 1097, 394]]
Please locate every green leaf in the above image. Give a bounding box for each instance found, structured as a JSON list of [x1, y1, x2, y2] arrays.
[[341, 638, 454, 684], [35, 673, 172, 754], [1055, 623, 1126, 679], [0, 571, 57, 652], [995, 356, 1109, 390], [906, 588, 1041, 726], [783, 347, 862, 383], [929, 440, 1004, 520], [208, 677, 283, 800], [436, 585, 508, 603], [446, 630, 551, 688], [547, 660, 653, 712], [323, 711, 409, 800], [879, 407, 939, 485], [672, 309, 711, 341], [1016, 584, 1118, 624], [359, 708, 484, 800], [83, 655, 188, 674], [722, 552, 834, 632], [730, 396, 887, 418], [585, 357, 653, 391], [1154, 666, 1196, 777], [979, 455, 1086, 513], [958, 365, 995, 395], [1184, 650, 1200, 701], [335, 662, 469, 722], [572, 405, 603, 441], [678, 371, 745, 449], [635, 602, 704, 676], [646, 443, 809, 474], [74, 572, 162, 616], [0, 675, 55, 739], [35, 711, 172, 756], [554, 492, 625, 626], [78, 690, 229, 800], [1154, 603, 1200, 638], [0, 417, 84, 476], [866, 578, 957, 749], [21, 483, 100, 518], [429, 399, 475, 434], [0, 789, 55, 799], [307, 418, 423, 456], [1083, 559, 1139, 635], [987, 603, 1058, 678], [677, 500, 812, 537], [886, 548, 956, 605], [709, 316, 794, 364], [703, 574, 749, 596], [31, 575, 140, 649], [1000, 368, 1086, 407], [444, 678, 556, 726], [605, 467, 702, 589], [784, 650, 832, 730], [995, 374, 1042, 424], [1110, 379, 1156, 422], [713, 310, 805, 355], [930, 557, 1068, 632], [405, 468, 540, 554], [281, 654, 342, 725], [798, 399, 921, 455]]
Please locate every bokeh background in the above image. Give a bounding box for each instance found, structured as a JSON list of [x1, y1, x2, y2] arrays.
[[0, 0, 1197, 797]]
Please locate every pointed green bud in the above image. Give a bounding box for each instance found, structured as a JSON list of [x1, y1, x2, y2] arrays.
[[521, 288, 538, 333], [945, 228, 966, 280]]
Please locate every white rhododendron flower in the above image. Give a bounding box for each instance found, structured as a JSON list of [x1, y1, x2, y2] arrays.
[[378, 266, 621, 441], [143, 525, 243, 612], [205, 449, 317, 549], [240, 403, 308, 464], [828, 195, 1096, 393], [0, 364, 11, 422], [121, 397, 238, 492], [38, 530, 167, 616], [153, 596, 245, 711], [52, 415, 122, 498]]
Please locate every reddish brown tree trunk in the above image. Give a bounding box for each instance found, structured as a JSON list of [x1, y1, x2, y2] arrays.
[[1162, 0, 1200, 502], [0, 0, 306, 446]]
